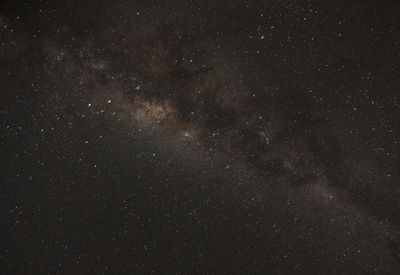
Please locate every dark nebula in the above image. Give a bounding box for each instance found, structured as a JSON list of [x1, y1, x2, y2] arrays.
[[1, 0, 400, 273]]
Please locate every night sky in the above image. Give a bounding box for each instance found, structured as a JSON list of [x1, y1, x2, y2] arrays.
[[1, 0, 400, 273]]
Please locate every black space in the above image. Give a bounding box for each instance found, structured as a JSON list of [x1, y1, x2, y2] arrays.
[[1, 0, 400, 273]]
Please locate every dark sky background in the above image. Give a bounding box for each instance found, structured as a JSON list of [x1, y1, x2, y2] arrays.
[[1, 0, 400, 273]]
